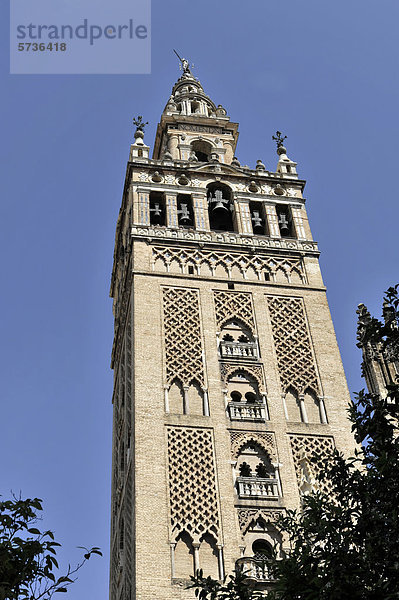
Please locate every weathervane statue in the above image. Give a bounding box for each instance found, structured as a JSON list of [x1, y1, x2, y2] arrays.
[[173, 49, 194, 75]]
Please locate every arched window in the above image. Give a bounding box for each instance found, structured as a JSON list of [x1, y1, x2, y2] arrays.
[[207, 183, 234, 232], [191, 140, 212, 162], [252, 539, 273, 561], [236, 442, 277, 498], [227, 371, 260, 404], [236, 442, 273, 480], [245, 392, 257, 404], [219, 320, 257, 360]]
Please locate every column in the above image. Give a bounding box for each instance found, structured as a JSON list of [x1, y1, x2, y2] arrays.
[[318, 396, 328, 424], [183, 386, 189, 415], [299, 394, 308, 423], [202, 388, 210, 417], [281, 394, 289, 420], [166, 192, 178, 228], [133, 188, 150, 226], [292, 207, 306, 240], [170, 542, 176, 578], [261, 393, 270, 420], [168, 133, 179, 160], [265, 205, 280, 238], [193, 543, 200, 573], [238, 200, 253, 235], [193, 191, 210, 230], [217, 545, 225, 580], [164, 386, 170, 413]]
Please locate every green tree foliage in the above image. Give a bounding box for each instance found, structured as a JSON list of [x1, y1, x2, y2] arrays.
[[190, 286, 399, 600], [0, 496, 102, 600]]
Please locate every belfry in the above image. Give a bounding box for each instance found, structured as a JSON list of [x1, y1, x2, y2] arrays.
[[109, 59, 355, 599]]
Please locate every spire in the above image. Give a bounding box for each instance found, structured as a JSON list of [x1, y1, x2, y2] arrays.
[[163, 53, 227, 119], [129, 115, 150, 160], [152, 56, 239, 162], [273, 131, 298, 178], [356, 303, 372, 348]]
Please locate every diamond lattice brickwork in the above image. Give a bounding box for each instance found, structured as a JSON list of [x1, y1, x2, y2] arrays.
[[267, 296, 319, 394], [167, 426, 220, 542], [214, 290, 255, 333], [163, 287, 205, 387]]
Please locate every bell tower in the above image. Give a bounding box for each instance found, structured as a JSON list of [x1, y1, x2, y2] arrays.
[[109, 59, 355, 600]]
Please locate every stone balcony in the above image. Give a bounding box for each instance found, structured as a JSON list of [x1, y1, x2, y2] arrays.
[[219, 341, 258, 360], [237, 477, 279, 499], [228, 401, 267, 422], [235, 557, 275, 582]]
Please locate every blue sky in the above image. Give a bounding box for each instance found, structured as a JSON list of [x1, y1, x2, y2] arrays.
[[1, 0, 398, 597]]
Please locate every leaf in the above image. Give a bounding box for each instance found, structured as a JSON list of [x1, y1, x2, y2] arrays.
[[27, 528, 41, 535]]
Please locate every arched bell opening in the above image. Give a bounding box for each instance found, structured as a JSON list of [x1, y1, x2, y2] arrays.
[[177, 194, 194, 228], [191, 140, 212, 162], [149, 191, 166, 226], [276, 204, 296, 238], [249, 202, 268, 235], [207, 182, 234, 232]]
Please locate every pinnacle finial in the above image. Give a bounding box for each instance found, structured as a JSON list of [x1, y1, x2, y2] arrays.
[[272, 131, 288, 154], [173, 49, 194, 75]]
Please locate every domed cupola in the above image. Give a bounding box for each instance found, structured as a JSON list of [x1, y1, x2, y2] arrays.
[[163, 57, 225, 119], [152, 54, 238, 163]]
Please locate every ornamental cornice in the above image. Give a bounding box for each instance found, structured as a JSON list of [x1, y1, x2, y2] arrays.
[[130, 225, 319, 255]]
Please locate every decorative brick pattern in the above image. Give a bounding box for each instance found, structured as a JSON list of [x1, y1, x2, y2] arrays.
[[152, 246, 305, 284], [289, 434, 335, 493], [230, 431, 277, 462], [267, 296, 319, 394], [167, 427, 220, 542], [214, 290, 255, 333], [163, 287, 205, 387], [237, 508, 284, 533]]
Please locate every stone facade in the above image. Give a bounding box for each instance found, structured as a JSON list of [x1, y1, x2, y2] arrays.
[[109, 62, 355, 600]]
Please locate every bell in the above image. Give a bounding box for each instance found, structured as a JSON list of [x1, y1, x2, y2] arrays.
[[278, 213, 290, 234], [251, 210, 264, 233], [150, 202, 162, 222], [209, 189, 229, 213], [177, 203, 192, 225]]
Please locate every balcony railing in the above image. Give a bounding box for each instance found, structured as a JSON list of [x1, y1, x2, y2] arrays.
[[219, 341, 258, 360], [228, 401, 267, 422], [236, 557, 275, 582], [237, 477, 279, 499]]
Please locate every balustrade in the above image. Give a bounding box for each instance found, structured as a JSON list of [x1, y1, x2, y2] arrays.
[[237, 477, 279, 499]]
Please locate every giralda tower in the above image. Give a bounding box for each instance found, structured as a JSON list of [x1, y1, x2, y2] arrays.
[[109, 60, 355, 600]]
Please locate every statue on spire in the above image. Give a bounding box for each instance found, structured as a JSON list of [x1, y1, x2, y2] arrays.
[[173, 49, 194, 75], [133, 115, 148, 133], [272, 131, 287, 149]]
